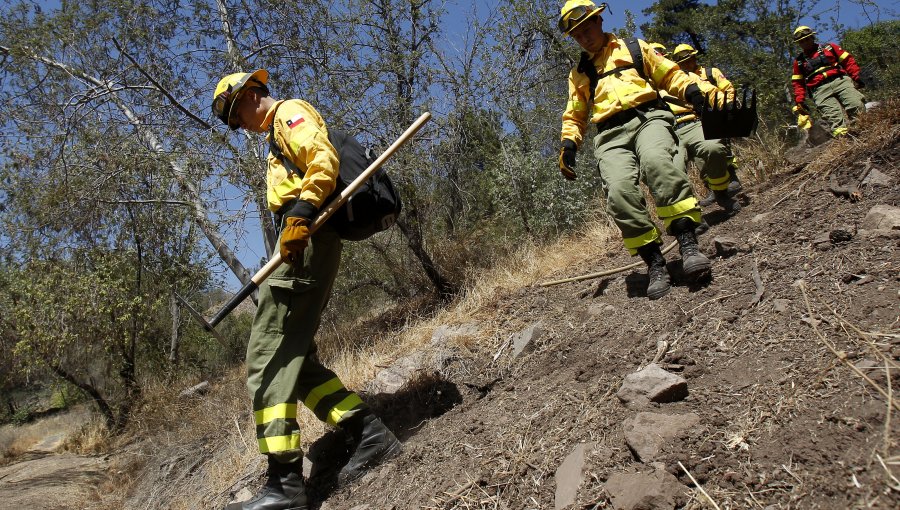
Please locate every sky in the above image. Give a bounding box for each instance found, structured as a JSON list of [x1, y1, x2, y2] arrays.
[[204, 0, 898, 290]]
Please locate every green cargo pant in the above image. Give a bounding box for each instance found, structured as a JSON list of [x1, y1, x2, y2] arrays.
[[593, 109, 702, 255], [811, 76, 865, 136], [674, 119, 733, 191], [246, 223, 368, 464]]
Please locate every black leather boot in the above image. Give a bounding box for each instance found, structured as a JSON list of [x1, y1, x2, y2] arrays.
[[697, 189, 716, 207], [713, 189, 741, 214], [637, 243, 671, 300], [224, 457, 307, 510], [671, 217, 711, 277], [337, 413, 401, 486]]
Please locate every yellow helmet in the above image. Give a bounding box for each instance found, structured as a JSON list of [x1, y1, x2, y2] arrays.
[[671, 43, 698, 63], [558, 0, 608, 35], [792, 25, 816, 42], [211, 69, 269, 130], [649, 42, 668, 57]]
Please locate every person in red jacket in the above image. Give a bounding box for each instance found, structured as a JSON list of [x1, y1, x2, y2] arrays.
[[790, 25, 865, 137]]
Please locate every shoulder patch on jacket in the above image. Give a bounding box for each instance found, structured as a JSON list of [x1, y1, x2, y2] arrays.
[[287, 114, 305, 129]]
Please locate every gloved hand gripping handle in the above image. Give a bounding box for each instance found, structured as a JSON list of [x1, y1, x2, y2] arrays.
[[206, 112, 433, 330]]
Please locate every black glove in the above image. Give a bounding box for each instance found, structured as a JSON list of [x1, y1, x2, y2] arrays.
[[282, 199, 317, 223], [854, 79, 865, 89], [685, 84, 706, 116], [559, 139, 578, 181]]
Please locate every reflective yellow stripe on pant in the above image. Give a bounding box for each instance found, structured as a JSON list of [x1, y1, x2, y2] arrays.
[[593, 109, 701, 255], [246, 223, 368, 464]]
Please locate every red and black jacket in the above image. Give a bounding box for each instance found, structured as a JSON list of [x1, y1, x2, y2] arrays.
[[791, 42, 860, 104]]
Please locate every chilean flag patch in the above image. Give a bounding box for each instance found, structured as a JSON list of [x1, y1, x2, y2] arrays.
[[287, 114, 305, 129]]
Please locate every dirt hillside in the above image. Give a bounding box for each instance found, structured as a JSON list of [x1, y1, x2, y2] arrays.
[[6, 107, 897, 510], [307, 107, 900, 509]]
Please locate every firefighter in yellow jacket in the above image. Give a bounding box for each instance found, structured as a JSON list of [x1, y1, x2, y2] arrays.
[[212, 70, 400, 510], [557, 0, 723, 300], [670, 43, 742, 203]]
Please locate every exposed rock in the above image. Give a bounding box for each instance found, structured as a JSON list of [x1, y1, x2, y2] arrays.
[[554, 442, 593, 510], [624, 412, 701, 462], [605, 470, 688, 510], [829, 229, 853, 244], [713, 236, 739, 258], [617, 364, 688, 406], [431, 323, 480, 346], [368, 352, 426, 394], [772, 299, 791, 313], [751, 212, 772, 223], [862, 168, 892, 187], [178, 381, 209, 399], [512, 322, 543, 358], [861, 205, 900, 231]]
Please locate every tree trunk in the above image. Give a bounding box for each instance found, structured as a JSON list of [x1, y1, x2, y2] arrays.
[[395, 206, 456, 298], [49, 364, 116, 430], [169, 292, 181, 364]]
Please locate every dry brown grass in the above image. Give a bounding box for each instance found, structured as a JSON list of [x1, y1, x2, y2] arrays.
[[0, 406, 94, 462]]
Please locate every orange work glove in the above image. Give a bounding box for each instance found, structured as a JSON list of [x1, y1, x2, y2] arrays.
[[280, 217, 311, 266]]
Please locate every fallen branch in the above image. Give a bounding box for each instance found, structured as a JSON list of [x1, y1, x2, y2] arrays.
[[539, 241, 677, 287], [748, 259, 765, 307], [771, 179, 809, 208]]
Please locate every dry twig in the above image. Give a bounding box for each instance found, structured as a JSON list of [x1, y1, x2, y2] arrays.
[[539, 241, 677, 287], [748, 259, 765, 307], [679, 461, 722, 510], [796, 282, 900, 412]]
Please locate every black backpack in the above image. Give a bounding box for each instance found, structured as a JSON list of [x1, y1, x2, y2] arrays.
[[269, 123, 402, 241]]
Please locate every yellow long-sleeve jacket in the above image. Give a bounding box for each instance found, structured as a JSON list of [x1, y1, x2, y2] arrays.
[[560, 36, 718, 146], [692, 66, 735, 95], [262, 99, 340, 212]]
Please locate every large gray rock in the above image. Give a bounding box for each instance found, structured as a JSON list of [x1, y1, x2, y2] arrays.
[[554, 442, 593, 510], [861, 205, 900, 231], [430, 323, 480, 345], [617, 364, 688, 405], [512, 322, 544, 358], [624, 412, 701, 462], [605, 470, 688, 510]]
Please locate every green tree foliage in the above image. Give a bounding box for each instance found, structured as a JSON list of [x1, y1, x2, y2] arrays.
[[840, 20, 900, 98]]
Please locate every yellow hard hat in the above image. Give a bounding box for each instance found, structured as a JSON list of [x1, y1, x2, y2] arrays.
[[792, 25, 816, 42], [558, 0, 608, 35], [211, 69, 269, 129], [649, 42, 668, 56], [671, 43, 698, 63]]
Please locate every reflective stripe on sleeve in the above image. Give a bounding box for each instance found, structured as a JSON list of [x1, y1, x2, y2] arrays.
[[791, 74, 803, 80], [568, 100, 587, 112], [838, 52, 849, 62]]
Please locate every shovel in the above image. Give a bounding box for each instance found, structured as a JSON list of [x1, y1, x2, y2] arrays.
[[700, 89, 758, 139], [198, 112, 432, 336]]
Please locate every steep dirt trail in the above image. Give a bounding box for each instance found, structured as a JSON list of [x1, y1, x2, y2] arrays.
[[0, 452, 107, 510], [314, 114, 899, 508]]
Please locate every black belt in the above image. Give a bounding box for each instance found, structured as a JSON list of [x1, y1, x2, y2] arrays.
[[595, 100, 666, 132], [807, 71, 845, 89]]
